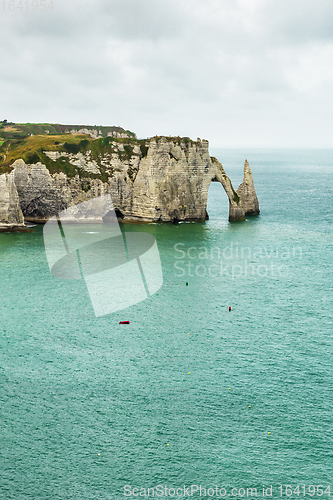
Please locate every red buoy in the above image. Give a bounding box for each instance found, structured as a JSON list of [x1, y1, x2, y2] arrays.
[[229, 306, 231, 312], [119, 321, 130, 324]]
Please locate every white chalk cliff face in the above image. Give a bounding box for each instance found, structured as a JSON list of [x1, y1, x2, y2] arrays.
[[0, 137, 259, 230], [236, 159, 260, 216], [0, 172, 27, 232]]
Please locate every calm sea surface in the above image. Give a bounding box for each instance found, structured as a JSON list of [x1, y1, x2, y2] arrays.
[[1, 149, 332, 499]]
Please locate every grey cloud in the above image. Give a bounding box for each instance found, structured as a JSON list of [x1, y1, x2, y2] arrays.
[[0, 0, 332, 147], [259, 0, 333, 44], [97, 0, 184, 41], [2, 0, 184, 42]]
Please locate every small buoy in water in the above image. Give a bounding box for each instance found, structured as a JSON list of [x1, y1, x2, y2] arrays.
[[229, 388, 231, 390], [248, 405, 251, 408], [188, 333, 190, 335], [268, 432, 270, 435], [229, 306, 231, 312], [167, 444, 169, 446], [188, 372, 190, 375], [98, 453, 100, 456], [119, 321, 130, 324], [186, 282, 188, 286]]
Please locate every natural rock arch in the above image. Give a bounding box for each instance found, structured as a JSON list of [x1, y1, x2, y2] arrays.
[[114, 137, 260, 223], [0, 137, 259, 230], [207, 156, 260, 222]]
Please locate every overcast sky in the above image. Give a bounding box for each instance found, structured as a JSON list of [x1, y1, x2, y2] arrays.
[[1, 0, 333, 147]]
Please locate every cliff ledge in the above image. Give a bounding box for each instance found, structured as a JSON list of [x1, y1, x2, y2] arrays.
[[0, 127, 259, 231]]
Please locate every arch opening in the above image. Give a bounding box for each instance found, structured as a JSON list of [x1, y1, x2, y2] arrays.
[[206, 179, 229, 222]]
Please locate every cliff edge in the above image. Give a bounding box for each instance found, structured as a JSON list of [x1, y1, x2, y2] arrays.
[[0, 131, 260, 230]]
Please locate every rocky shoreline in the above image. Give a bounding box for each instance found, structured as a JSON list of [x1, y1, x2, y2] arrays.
[[0, 137, 259, 232]]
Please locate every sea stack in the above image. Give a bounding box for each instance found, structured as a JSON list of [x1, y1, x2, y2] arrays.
[[236, 159, 260, 216], [0, 136, 260, 225]]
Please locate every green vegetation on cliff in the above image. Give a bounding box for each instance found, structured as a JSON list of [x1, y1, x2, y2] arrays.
[[152, 135, 202, 146], [0, 121, 145, 182], [0, 122, 206, 186], [0, 120, 137, 172], [0, 120, 136, 140]]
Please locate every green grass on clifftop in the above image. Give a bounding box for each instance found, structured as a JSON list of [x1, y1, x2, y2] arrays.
[[0, 121, 136, 140], [0, 127, 150, 182], [0, 121, 205, 182]]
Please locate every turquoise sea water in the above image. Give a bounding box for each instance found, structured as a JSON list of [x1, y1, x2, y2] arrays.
[[1, 149, 332, 499]]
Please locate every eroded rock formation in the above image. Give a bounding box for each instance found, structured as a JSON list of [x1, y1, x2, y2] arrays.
[[0, 172, 27, 232], [236, 159, 260, 216], [0, 137, 259, 230]]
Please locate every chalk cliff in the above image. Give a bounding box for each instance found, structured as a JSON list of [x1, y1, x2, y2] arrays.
[[0, 172, 27, 232], [0, 137, 259, 230], [236, 159, 260, 216]]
